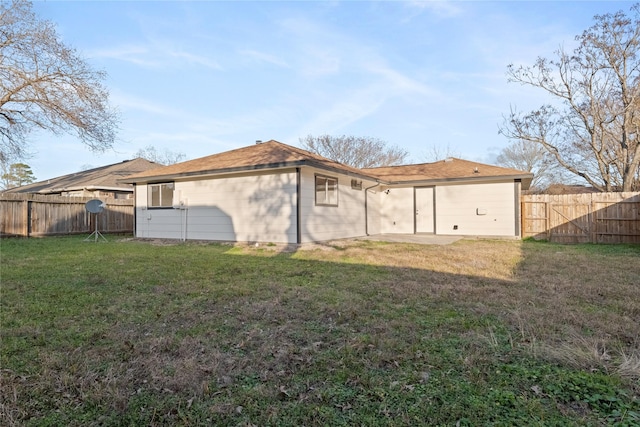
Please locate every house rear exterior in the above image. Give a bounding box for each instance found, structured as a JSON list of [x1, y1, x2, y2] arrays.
[[121, 140, 532, 243]]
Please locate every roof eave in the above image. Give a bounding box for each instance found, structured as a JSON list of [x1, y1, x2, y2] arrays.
[[118, 158, 532, 189], [381, 174, 533, 188], [119, 161, 309, 184], [304, 160, 380, 182], [119, 160, 380, 184], [38, 185, 133, 194]]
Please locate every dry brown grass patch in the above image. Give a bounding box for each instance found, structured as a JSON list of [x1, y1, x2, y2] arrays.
[[2, 237, 638, 425]]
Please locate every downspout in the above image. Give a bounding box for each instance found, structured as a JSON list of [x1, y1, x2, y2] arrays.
[[514, 179, 521, 238], [132, 184, 137, 238], [364, 182, 381, 236], [184, 204, 189, 242], [296, 168, 301, 244], [180, 203, 188, 242]]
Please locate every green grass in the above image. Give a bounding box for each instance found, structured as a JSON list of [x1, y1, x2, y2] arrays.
[[1, 236, 639, 426]]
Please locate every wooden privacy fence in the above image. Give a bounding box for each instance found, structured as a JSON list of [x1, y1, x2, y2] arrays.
[[0, 193, 134, 237], [521, 192, 640, 244]]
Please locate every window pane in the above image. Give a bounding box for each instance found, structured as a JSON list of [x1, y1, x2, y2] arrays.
[[315, 175, 338, 206], [316, 176, 326, 204], [327, 178, 337, 205], [160, 184, 174, 206], [150, 185, 160, 206], [148, 183, 174, 207]]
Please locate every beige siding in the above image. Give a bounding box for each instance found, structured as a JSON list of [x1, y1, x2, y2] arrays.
[[435, 182, 517, 236], [380, 187, 414, 234], [135, 175, 521, 241], [135, 170, 297, 243], [299, 168, 375, 243]]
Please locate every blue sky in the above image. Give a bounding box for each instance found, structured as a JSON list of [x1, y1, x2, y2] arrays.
[[27, 0, 633, 181]]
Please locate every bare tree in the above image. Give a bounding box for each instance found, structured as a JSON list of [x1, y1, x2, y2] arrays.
[[422, 143, 461, 162], [500, 4, 640, 192], [135, 145, 186, 165], [0, 0, 118, 162], [495, 139, 569, 191], [299, 134, 408, 168]]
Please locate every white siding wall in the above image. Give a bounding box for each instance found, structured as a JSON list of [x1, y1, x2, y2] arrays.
[[136, 176, 519, 241], [299, 168, 375, 243], [435, 182, 516, 236], [380, 187, 414, 234], [134, 170, 298, 243]]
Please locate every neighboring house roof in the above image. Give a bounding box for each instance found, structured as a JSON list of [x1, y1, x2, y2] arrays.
[[120, 140, 370, 183], [363, 158, 533, 188], [121, 140, 533, 189], [5, 158, 161, 194]]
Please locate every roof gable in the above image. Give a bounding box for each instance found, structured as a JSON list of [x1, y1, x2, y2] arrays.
[[121, 140, 367, 182], [120, 141, 533, 189], [363, 158, 531, 183], [4, 158, 161, 194]]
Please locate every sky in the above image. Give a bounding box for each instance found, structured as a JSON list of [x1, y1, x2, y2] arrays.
[[25, 0, 635, 181]]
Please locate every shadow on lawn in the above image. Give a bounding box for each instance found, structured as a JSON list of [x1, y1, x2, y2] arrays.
[[1, 238, 638, 426]]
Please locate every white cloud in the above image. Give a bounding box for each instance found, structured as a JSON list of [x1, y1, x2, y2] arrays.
[[168, 50, 222, 70], [301, 48, 342, 77], [90, 42, 221, 70], [299, 88, 386, 135], [89, 44, 160, 67], [405, 0, 463, 18], [110, 91, 185, 117], [369, 64, 439, 98], [239, 49, 290, 68], [276, 15, 346, 77]]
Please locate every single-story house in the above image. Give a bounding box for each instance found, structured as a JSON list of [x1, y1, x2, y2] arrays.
[[120, 140, 533, 243], [4, 158, 161, 199]]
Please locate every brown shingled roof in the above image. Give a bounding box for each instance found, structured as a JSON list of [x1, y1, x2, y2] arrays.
[[120, 141, 533, 189], [363, 158, 532, 184], [121, 140, 368, 183], [4, 158, 162, 194]]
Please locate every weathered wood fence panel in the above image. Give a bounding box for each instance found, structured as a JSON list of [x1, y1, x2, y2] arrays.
[[1, 193, 134, 237], [522, 192, 640, 244]]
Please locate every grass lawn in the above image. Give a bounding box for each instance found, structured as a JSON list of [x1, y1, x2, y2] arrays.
[[1, 236, 639, 426]]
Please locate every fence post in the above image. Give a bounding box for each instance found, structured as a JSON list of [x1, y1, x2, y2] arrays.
[[545, 200, 551, 241], [21, 198, 29, 237], [520, 200, 524, 238], [590, 195, 596, 243]]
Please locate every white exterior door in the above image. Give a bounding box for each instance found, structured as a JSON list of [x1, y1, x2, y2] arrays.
[[415, 187, 435, 233]]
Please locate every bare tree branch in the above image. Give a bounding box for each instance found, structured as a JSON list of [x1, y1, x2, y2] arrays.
[[0, 0, 119, 161], [500, 4, 640, 191], [422, 143, 461, 162], [299, 134, 408, 168], [135, 145, 186, 165], [495, 138, 570, 191]]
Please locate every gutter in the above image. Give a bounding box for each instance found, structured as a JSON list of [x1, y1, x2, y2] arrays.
[[121, 162, 532, 191], [380, 174, 533, 186], [38, 185, 133, 194], [380, 175, 534, 192], [118, 160, 380, 185], [296, 168, 302, 244]]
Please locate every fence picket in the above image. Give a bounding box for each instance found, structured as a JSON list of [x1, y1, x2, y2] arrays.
[[521, 192, 640, 244], [1, 193, 134, 237]]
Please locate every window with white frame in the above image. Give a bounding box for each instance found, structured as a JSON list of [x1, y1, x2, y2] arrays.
[[315, 175, 338, 206], [148, 182, 174, 208]]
